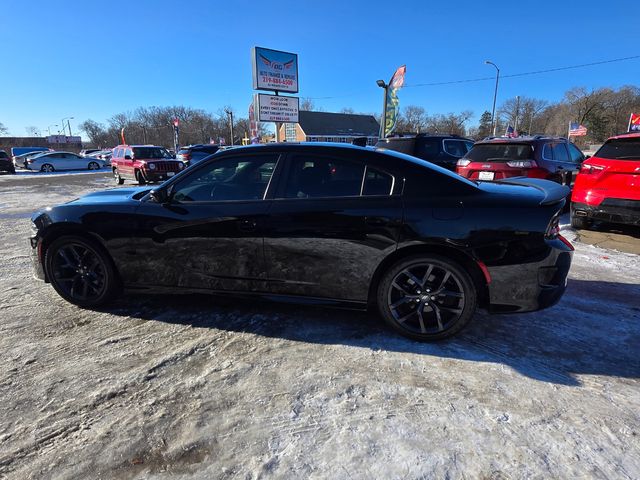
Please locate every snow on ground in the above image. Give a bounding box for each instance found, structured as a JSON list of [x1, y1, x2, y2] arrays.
[[0, 176, 638, 479]]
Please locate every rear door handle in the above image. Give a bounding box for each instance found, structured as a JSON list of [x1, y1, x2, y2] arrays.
[[238, 219, 257, 232]]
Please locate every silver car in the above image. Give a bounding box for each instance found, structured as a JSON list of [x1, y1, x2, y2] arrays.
[[26, 152, 105, 172]]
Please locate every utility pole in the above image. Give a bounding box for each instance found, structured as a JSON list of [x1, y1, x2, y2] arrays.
[[514, 96, 520, 135], [224, 108, 234, 145]]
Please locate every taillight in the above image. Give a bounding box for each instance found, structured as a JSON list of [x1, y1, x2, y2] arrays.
[[580, 164, 605, 174], [506, 160, 537, 168], [457, 159, 471, 167], [545, 213, 561, 239]]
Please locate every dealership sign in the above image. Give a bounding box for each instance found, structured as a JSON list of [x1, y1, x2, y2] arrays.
[[252, 47, 299, 93], [47, 135, 82, 144], [255, 94, 299, 123]]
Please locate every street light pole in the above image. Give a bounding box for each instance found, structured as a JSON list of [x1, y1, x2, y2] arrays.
[[62, 117, 74, 136], [47, 124, 58, 136], [376, 79, 388, 140], [485, 60, 500, 136]]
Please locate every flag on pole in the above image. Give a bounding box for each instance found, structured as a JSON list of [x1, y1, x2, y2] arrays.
[[568, 122, 588, 136], [384, 65, 406, 137], [505, 125, 517, 138], [628, 113, 640, 132]]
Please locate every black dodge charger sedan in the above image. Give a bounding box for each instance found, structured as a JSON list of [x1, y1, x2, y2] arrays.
[[30, 143, 574, 341]]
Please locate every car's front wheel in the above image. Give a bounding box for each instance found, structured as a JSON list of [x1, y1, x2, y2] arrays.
[[41, 164, 55, 172], [88, 161, 100, 170], [45, 235, 119, 308], [135, 170, 146, 185], [377, 254, 477, 341]]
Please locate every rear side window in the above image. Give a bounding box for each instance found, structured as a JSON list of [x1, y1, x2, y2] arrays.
[[551, 143, 569, 162], [283, 155, 365, 199], [595, 138, 640, 160], [363, 167, 394, 196], [415, 139, 440, 159], [465, 143, 534, 162], [376, 139, 415, 155], [568, 143, 585, 163]]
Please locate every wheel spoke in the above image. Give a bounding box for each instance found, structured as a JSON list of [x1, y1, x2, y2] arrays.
[[393, 309, 416, 324], [390, 296, 413, 309], [421, 265, 434, 287], [439, 306, 463, 314], [438, 289, 463, 299], [392, 281, 412, 296], [416, 307, 427, 333], [437, 271, 451, 291], [402, 270, 424, 289], [432, 303, 444, 331], [58, 248, 77, 269]]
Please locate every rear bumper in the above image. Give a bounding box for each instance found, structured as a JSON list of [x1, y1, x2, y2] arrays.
[[486, 238, 573, 313], [572, 200, 640, 226]]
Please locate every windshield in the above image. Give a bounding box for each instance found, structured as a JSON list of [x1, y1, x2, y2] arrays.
[[133, 147, 172, 159], [464, 143, 534, 162], [595, 138, 640, 160]]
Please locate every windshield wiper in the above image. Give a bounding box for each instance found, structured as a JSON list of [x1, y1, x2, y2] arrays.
[[615, 156, 640, 159]]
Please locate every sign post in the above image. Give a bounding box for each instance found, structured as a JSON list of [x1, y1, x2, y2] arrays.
[[172, 118, 179, 154], [251, 46, 299, 142]]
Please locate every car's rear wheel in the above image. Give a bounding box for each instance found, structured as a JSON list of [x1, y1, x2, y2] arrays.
[[135, 170, 146, 185], [377, 254, 477, 341], [45, 235, 119, 308], [88, 161, 100, 170], [570, 213, 592, 230], [113, 168, 124, 185], [41, 164, 55, 172]]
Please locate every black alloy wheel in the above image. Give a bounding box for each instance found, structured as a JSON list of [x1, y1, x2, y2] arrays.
[[378, 255, 477, 341], [113, 168, 124, 185], [45, 236, 119, 307], [88, 161, 100, 170], [41, 164, 55, 172]]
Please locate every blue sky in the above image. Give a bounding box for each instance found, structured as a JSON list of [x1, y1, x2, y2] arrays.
[[2, 0, 639, 138]]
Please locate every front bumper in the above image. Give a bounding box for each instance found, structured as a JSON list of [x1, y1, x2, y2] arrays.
[[572, 200, 640, 226], [141, 170, 179, 182], [30, 235, 46, 281], [486, 238, 573, 313]]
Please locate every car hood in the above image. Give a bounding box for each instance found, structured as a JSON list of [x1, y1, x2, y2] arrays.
[[66, 187, 151, 205]]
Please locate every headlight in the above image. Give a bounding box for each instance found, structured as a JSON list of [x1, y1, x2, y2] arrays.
[[148, 163, 156, 170], [178, 162, 184, 169]]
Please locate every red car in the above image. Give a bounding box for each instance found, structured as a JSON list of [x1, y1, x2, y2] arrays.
[[570, 133, 640, 229], [111, 144, 184, 185], [456, 136, 584, 185]]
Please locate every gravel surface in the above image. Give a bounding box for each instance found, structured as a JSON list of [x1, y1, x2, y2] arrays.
[[1, 171, 639, 479]]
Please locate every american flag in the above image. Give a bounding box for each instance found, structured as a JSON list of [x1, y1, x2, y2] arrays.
[[505, 125, 517, 138], [569, 122, 588, 136]]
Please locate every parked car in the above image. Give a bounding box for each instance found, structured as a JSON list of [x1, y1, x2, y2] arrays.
[[376, 134, 474, 171], [14, 150, 53, 169], [11, 147, 51, 167], [456, 136, 585, 185], [111, 145, 185, 184], [570, 132, 640, 229], [30, 143, 573, 341], [11, 146, 50, 158], [25, 151, 105, 172], [177, 144, 220, 166], [0, 150, 16, 174], [79, 149, 101, 157], [87, 149, 112, 166]]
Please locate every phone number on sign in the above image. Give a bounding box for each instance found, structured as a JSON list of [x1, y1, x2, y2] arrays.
[[261, 77, 294, 87]]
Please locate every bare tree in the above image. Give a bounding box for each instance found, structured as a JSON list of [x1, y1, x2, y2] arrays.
[[0, 122, 8, 135], [25, 126, 41, 137]]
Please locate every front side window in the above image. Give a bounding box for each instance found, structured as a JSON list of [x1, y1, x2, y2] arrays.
[[568, 143, 585, 163], [172, 154, 278, 202], [595, 138, 640, 160], [443, 140, 467, 157], [283, 155, 365, 198], [551, 143, 569, 162]]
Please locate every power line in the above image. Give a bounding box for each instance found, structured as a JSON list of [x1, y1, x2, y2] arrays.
[[305, 55, 640, 99], [405, 55, 640, 87]]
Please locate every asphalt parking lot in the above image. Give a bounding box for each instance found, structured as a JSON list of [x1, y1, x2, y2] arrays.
[[0, 171, 639, 479]]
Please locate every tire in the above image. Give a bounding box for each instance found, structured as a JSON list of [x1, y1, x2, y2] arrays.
[[377, 254, 477, 341], [44, 235, 120, 308], [41, 163, 55, 172], [88, 161, 100, 170], [135, 170, 146, 185], [113, 168, 124, 185]]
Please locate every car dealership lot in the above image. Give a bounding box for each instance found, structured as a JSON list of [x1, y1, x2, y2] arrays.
[[0, 173, 638, 478]]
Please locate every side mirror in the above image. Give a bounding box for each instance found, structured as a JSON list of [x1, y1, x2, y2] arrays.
[[150, 186, 172, 204]]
